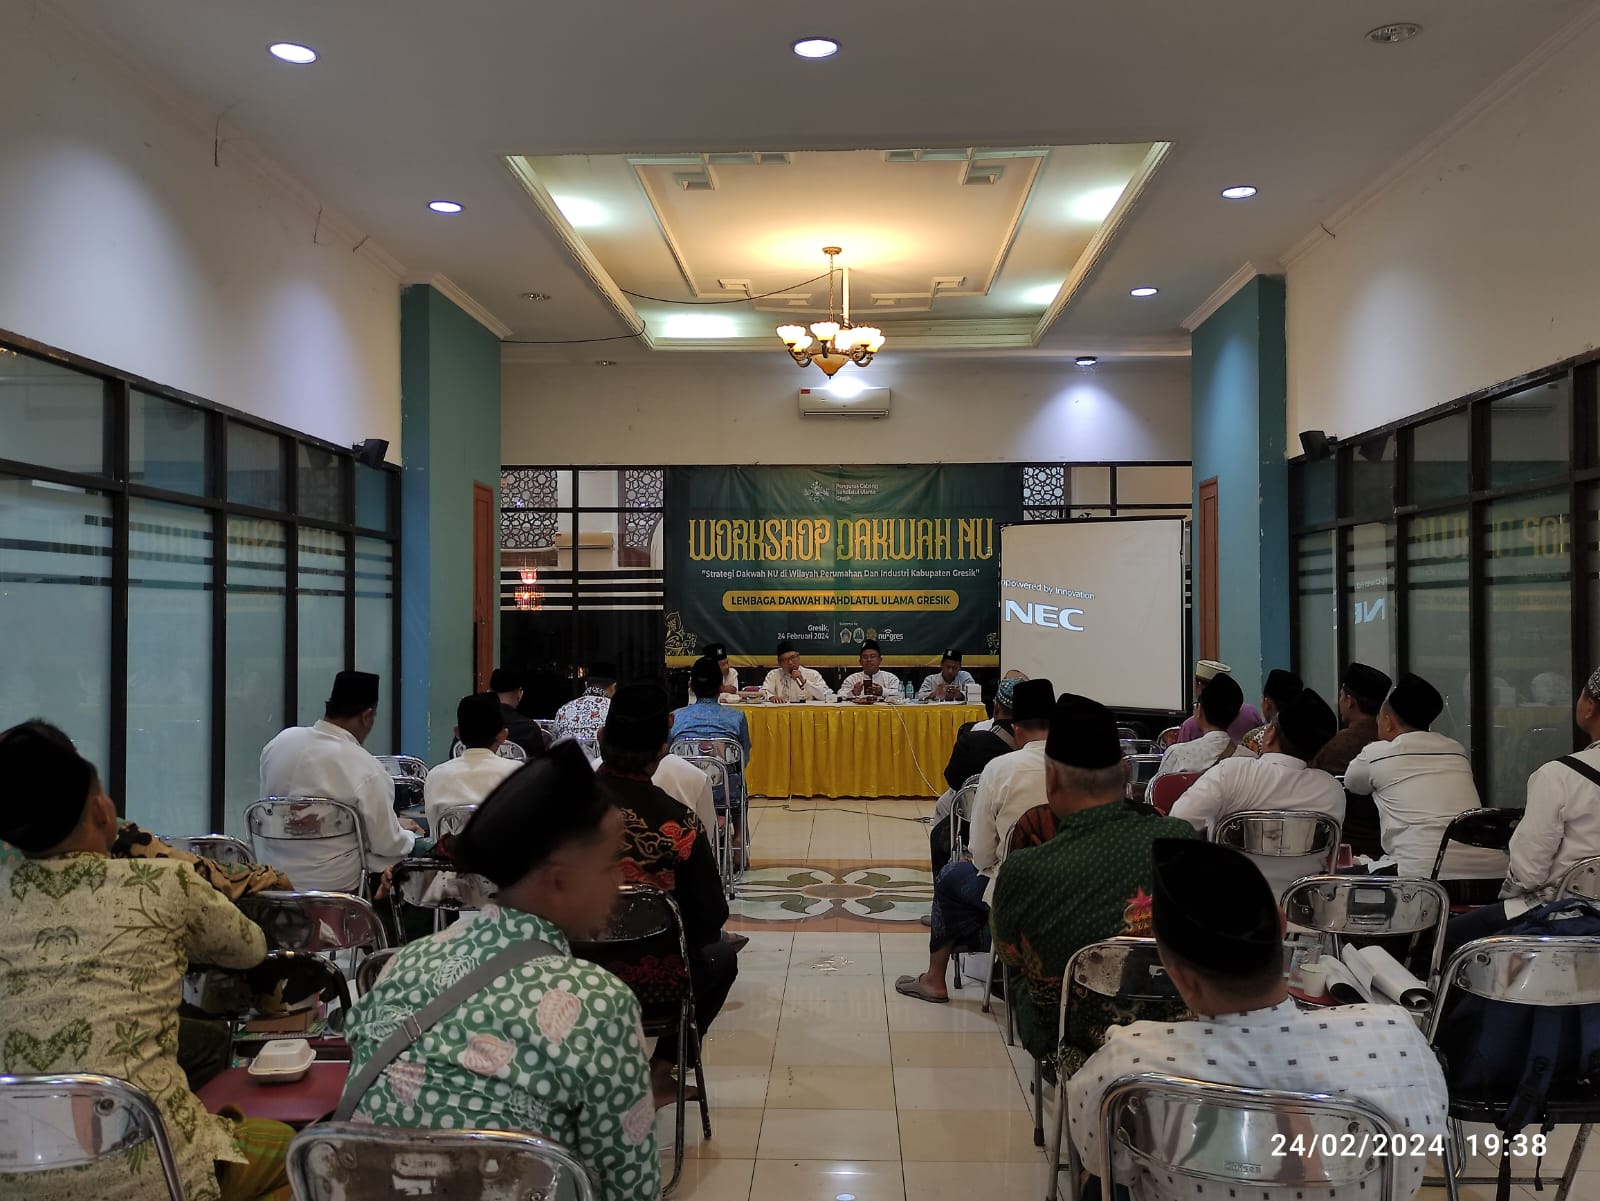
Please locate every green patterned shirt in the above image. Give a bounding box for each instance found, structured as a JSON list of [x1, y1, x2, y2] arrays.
[[343, 905, 659, 1201]]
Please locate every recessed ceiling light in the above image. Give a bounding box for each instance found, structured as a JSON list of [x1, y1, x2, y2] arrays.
[[268, 42, 318, 65], [1130, 286, 1159, 298], [1220, 185, 1258, 200], [522, 292, 551, 302], [1075, 355, 1098, 367], [553, 195, 606, 229], [594, 359, 617, 367], [1024, 283, 1063, 306], [428, 200, 463, 214], [793, 37, 840, 58], [1367, 22, 1422, 44], [1069, 185, 1126, 222], [661, 314, 738, 339]]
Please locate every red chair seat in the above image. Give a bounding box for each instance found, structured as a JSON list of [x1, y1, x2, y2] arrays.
[[1149, 772, 1203, 815]]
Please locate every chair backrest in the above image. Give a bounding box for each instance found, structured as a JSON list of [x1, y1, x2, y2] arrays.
[[450, 740, 529, 761], [569, 884, 692, 1018], [1281, 875, 1451, 984], [1429, 807, 1522, 879], [0, 1073, 185, 1199], [673, 752, 729, 792], [1125, 754, 1165, 797], [1146, 771, 1203, 815], [1214, 810, 1340, 864], [1558, 855, 1600, 901], [1154, 725, 1183, 753], [1426, 934, 1600, 1044], [669, 735, 746, 770], [161, 832, 256, 866], [1058, 937, 1183, 1052], [389, 858, 497, 920], [375, 754, 428, 781], [186, 948, 352, 1030], [354, 946, 400, 994], [949, 774, 982, 859], [1098, 1072, 1400, 1199], [287, 1122, 599, 1201], [1003, 802, 1056, 854], [245, 797, 372, 884], [434, 803, 479, 839], [237, 890, 389, 954]]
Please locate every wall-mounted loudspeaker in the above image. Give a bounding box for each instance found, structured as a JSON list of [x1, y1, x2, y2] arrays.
[[353, 438, 389, 468], [1298, 430, 1334, 461]]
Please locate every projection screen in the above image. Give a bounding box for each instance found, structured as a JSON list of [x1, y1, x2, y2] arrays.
[[998, 518, 1186, 712]]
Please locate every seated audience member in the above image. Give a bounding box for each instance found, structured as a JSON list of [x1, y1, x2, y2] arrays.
[[490, 666, 547, 757], [989, 694, 1200, 1066], [671, 655, 753, 766], [551, 662, 618, 745], [1344, 673, 1499, 878], [1068, 838, 1447, 1201], [1447, 667, 1600, 952], [0, 720, 292, 1201], [702, 642, 741, 695], [762, 641, 833, 703], [896, 679, 1055, 1002], [341, 743, 659, 1201], [596, 685, 736, 1107], [1240, 668, 1303, 754], [1313, 662, 1393, 857], [917, 649, 975, 702], [929, 677, 1021, 874], [1170, 688, 1343, 899], [1177, 659, 1265, 743], [258, 669, 419, 892], [424, 692, 521, 831], [1153, 671, 1257, 780], [837, 639, 900, 701]]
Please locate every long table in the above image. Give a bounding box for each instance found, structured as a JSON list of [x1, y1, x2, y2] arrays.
[[739, 701, 986, 799]]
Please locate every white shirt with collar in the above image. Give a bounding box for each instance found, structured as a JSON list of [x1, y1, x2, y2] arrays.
[[1502, 740, 1600, 916], [258, 719, 416, 891], [761, 666, 833, 703], [423, 747, 521, 833], [652, 752, 718, 831], [1342, 730, 1500, 878], [721, 666, 740, 693], [837, 668, 901, 700], [969, 738, 1047, 905], [1067, 998, 1448, 1201], [1169, 752, 1346, 899], [1153, 728, 1256, 780]]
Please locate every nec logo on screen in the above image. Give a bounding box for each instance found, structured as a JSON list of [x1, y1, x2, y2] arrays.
[[1004, 600, 1085, 631]]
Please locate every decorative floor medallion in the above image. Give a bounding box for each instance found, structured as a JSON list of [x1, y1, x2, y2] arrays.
[[731, 862, 932, 925]]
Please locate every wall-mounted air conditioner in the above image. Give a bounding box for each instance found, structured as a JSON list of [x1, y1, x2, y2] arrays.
[[797, 386, 891, 419]]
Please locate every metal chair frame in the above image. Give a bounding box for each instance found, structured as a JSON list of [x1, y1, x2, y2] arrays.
[[1095, 1072, 1402, 1201], [1557, 855, 1600, 901], [1145, 770, 1203, 814], [245, 796, 375, 898], [1213, 809, 1341, 899], [160, 831, 257, 866], [669, 735, 749, 884], [1429, 807, 1521, 906], [1423, 934, 1600, 1201], [946, 773, 983, 990], [448, 739, 528, 761], [0, 1072, 185, 1200], [1154, 725, 1183, 753], [186, 947, 354, 1038], [287, 1122, 600, 1201], [1280, 875, 1451, 993], [672, 751, 738, 896], [388, 857, 497, 938], [237, 889, 389, 956], [982, 806, 1053, 1044], [569, 883, 709, 1196], [375, 754, 429, 781], [433, 803, 479, 839], [354, 946, 399, 995]]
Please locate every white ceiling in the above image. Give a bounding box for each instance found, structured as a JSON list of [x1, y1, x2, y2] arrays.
[[43, 0, 1596, 363]]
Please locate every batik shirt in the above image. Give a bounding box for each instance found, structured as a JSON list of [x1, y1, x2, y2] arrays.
[[990, 801, 1199, 1069], [343, 905, 658, 1201], [0, 853, 267, 1201], [551, 692, 612, 747]]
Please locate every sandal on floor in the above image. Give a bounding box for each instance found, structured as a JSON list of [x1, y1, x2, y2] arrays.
[[895, 974, 949, 1004]]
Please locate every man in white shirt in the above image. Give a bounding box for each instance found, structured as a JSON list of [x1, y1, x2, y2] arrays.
[[702, 642, 741, 695], [1170, 688, 1343, 899], [423, 692, 521, 832], [837, 639, 900, 702], [258, 670, 419, 892], [1343, 673, 1499, 878], [1068, 838, 1448, 1201], [917, 649, 976, 702], [652, 711, 718, 832], [1152, 671, 1256, 781], [762, 641, 832, 703]]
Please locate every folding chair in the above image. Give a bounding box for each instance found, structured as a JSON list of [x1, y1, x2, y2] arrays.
[[946, 774, 983, 989], [671, 749, 737, 895], [0, 1072, 184, 1200], [1430, 807, 1522, 907], [433, 803, 479, 839], [246, 796, 375, 898], [669, 735, 749, 879], [570, 883, 710, 1195], [354, 946, 399, 995], [186, 948, 354, 1038], [161, 832, 256, 866], [1146, 771, 1202, 815], [1046, 937, 1187, 1197], [448, 739, 528, 761], [1426, 934, 1600, 1201], [1213, 809, 1341, 903], [1094, 1072, 1402, 1200], [1124, 753, 1164, 802], [1558, 855, 1600, 901], [388, 857, 497, 938], [1280, 875, 1450, 991], [288, 1122, 600, 1201], [1154, 725, 1183, 753], [237, 889, 388, 960], [983, 803, 1057, 1042], [375, 754, 428, 815]]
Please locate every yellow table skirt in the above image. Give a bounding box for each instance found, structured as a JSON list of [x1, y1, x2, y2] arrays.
[[742, 703, 986, 799]]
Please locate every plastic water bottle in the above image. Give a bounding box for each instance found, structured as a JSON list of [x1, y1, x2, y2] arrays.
[[903, 678, 914, 702]]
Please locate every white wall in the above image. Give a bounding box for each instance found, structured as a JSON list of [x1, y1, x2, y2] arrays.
[[0, 7, 402, 456], [502, 354, 1191, 464], [1286, 15, 1600, 442]]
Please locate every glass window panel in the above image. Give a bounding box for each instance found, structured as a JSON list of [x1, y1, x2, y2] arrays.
[[0, 478, 112, 773], [227, 422, 285, 510], [1115, 465, 1190, 505], [355, 464, 391, 532], [354, 537, 395, 754], [129, 391, 208, 496], [1068, 466, 1111, 505], [224, 517, 286, 837], [1490, 377, 1570, 490], [1344, 523, 1396, 674], [125, 501, 212, 833], [1404, 510, 1472, 748], [1412, 411, 1469, 505], [296, 443, 347, 522], [0, 350, 105, 475], [1293, 457, 1335, 528], [576, 470, 620, 509], [296, 527, 349, 723], [1345, 436, 1395, 520], [1294, 531, 1338, 704], [1483, 490, 1572, 807]]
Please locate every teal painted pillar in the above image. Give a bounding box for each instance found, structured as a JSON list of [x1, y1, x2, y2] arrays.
[[1190, 276, 1290, 698], [399, 285, 502, 761]]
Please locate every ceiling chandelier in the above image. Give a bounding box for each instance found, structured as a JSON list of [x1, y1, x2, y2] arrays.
[[775, 246, 885, 377]]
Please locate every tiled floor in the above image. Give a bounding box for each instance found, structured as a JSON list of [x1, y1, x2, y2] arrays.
[[660, 798, 1597, 1200]]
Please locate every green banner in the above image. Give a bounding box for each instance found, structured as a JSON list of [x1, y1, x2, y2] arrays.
[[664, 465, 1020, 667]]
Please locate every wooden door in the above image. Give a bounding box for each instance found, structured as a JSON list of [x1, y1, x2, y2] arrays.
[[1197, 477, 1219, 660], [472, 482, 495, 691]]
